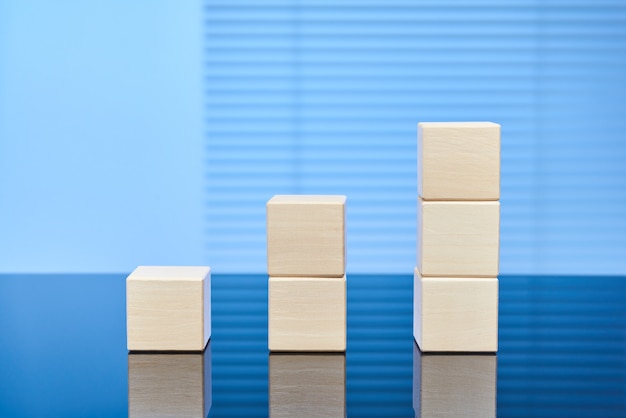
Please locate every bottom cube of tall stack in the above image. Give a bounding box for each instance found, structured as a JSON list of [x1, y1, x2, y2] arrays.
[[269, 276, 346, 352], [414, 268, 498, 352]]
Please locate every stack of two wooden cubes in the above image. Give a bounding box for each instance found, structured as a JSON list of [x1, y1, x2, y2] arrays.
[[266, 195, 347, 352], [414, 122, 501, 353]]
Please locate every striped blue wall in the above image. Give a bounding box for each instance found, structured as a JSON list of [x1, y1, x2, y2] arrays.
[[205, 0, 626, 274], [1, 1, 624, 274]]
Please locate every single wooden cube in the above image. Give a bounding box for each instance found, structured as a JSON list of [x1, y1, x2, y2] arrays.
[[414, 269, 498, 352], [418, 198, 500, 277], [128, 348, 212, 417], [268, 276, 346, 352], [270, 354, 345, 417], [267, 195, 346, 277], [418, 122, 500, 200], [413, 343, 496, 418], [127, 266, 211, 351]]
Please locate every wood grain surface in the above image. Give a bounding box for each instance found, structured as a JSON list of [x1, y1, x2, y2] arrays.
[[414, 269, 498, 352], [418, 199, 500, 277], [267, 195, 346, 277], [269, 276, 346, 352], [126, 266, 211, 351], [418, 121, 500, 200]]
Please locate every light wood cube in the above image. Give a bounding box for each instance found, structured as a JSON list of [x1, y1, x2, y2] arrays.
[[269, 276, 346, 352], [414, 269, 498, 352], [270, 354, 345, 417], [418, 198, 500, 277], [129, 348, 212, 417], [413, 343, 496, 418], [418, 122, 500, 200], [127, 266, 211, 351], [267, 195, 346, 277]]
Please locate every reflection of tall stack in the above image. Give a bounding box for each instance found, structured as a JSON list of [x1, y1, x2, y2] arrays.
[[413, 343, 496, 418], [414, 123, 500, 352], [267, 195, 347, 352]]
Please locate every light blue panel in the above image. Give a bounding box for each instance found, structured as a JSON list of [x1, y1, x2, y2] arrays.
[[0, 1, 205, 272], [2, 1, 625, 274], [204, 0, 626, 275]]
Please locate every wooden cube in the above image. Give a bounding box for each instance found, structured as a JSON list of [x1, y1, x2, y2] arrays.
[[127, 266, 211, 351], [414, 269, 498, 352], [129, 348, 212, 417], [270, 354, 345, 417], [267, 195, 346, 277], [418, 198, 499, 277], [269, 276, 346, 352], [418, 122, 500, 200], [413, 343, 496, 418]]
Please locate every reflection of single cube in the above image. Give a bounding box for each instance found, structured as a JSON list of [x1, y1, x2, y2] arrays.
[[418, 199, 500, 277], [128, 347, 212, 418], [267, 195, 346, 277], [269, 276, 346, 352], [418, 122, 500, 200], [414, 269, 498, 352], [270, 354, 345, 418], [413, 343, 496, 418], [127, 266, 211, 351]]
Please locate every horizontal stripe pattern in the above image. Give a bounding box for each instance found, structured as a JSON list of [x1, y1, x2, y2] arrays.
[[204, 1, 626, 274]]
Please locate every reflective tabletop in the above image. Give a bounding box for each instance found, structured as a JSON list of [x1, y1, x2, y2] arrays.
[[0, 274, 625, 417]]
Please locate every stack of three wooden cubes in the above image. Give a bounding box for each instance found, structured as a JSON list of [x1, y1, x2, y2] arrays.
[[415, 122, 500, 353]]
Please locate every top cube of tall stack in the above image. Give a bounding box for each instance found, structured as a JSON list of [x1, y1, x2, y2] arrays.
[[418, 122, 500, 200], [267, 195, 346, 277]]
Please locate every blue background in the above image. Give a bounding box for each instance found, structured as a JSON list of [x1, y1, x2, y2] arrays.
[[1, 0, 625, 275]]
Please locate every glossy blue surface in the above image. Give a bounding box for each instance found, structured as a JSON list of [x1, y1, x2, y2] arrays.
[[0, 274, 625, 417]]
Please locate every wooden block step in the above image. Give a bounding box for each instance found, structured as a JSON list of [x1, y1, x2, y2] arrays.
[[269, 276, 346, 352], [267, 195, 346, 277], [418, 199, 500, 277], [418, 121, 500, 201], [414, 268, 498, 352], [126, 266, 211, 351]]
